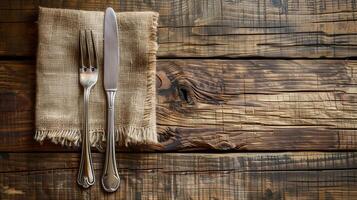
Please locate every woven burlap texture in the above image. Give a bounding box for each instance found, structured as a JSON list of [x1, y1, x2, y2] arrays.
[[35, 7, 158, 147]]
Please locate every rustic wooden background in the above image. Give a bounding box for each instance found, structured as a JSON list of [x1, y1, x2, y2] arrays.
[[1, 0, 357, 199]]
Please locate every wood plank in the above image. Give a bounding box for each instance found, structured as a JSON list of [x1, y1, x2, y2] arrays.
[[0, 152, 356, 199], [2, 59, 357, 151], [1, 0, 357, 58], [157, 59, 357, 151]]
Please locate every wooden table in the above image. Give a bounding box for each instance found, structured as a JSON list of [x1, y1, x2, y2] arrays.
[[1, 0, 357, 199]]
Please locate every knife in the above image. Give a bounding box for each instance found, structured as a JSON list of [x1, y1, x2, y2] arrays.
[[102, 7, 120, 192]]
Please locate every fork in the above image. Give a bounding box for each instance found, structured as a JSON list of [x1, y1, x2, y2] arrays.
[[77, 30, 98, 188]]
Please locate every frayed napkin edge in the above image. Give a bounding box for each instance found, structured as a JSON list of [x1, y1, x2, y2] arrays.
[[35, 126, 158, 148]]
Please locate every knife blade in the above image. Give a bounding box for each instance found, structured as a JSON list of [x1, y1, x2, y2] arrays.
[[102, 7, 120, 193], [104, 7, 119, 90]]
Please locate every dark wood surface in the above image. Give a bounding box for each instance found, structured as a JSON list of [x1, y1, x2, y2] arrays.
[[1, 152, 357, 200], [1, 0, 357, 58], [1, 0, 357, 199]]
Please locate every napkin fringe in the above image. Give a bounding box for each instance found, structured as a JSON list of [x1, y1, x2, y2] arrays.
[[142, 12, 159, 125], [35, 126, 157, 147], [117, 126, 157, 146], [34, 129, 104, 147]]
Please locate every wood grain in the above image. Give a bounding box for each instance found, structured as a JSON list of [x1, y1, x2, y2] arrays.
[[1, 152, 357, 200], [2, 59, 357, 151], [1, 0, 357, 58], [157, 59, 357, 151], [1, 0, 357, 198]]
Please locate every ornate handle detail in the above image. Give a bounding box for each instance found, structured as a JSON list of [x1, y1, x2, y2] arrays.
[[77, 88, 95, 188], [102, 90, 120, 192]]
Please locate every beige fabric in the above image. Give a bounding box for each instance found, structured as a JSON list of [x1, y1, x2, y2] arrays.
[[35, 7, 158, 147]]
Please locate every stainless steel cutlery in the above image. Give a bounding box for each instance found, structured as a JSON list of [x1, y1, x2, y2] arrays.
[[77, 7, 120, 192], [101, 7, 121, 192], [77, 30, 98, 188]]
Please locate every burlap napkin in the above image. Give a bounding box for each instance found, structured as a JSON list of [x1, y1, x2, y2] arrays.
[[35, 7, 158, 147]]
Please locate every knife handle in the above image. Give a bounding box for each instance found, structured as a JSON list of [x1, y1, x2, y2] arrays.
[[102, 90, 120, 192]]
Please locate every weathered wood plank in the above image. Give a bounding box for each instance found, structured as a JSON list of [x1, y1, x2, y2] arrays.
[[1, 0, 357, 58], [0, 152, 356, 200], [2, 60, 357, 151], [157, 59, 357, 151]]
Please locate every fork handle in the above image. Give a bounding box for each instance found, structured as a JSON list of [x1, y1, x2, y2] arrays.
[[77, 87, 95, 188], [102, 90, 120, 192]]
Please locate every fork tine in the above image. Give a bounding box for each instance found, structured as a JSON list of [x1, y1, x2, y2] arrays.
[[90, 30, 99, 69], [79, 30, 86, 68], [85, 30, 92, 67]]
